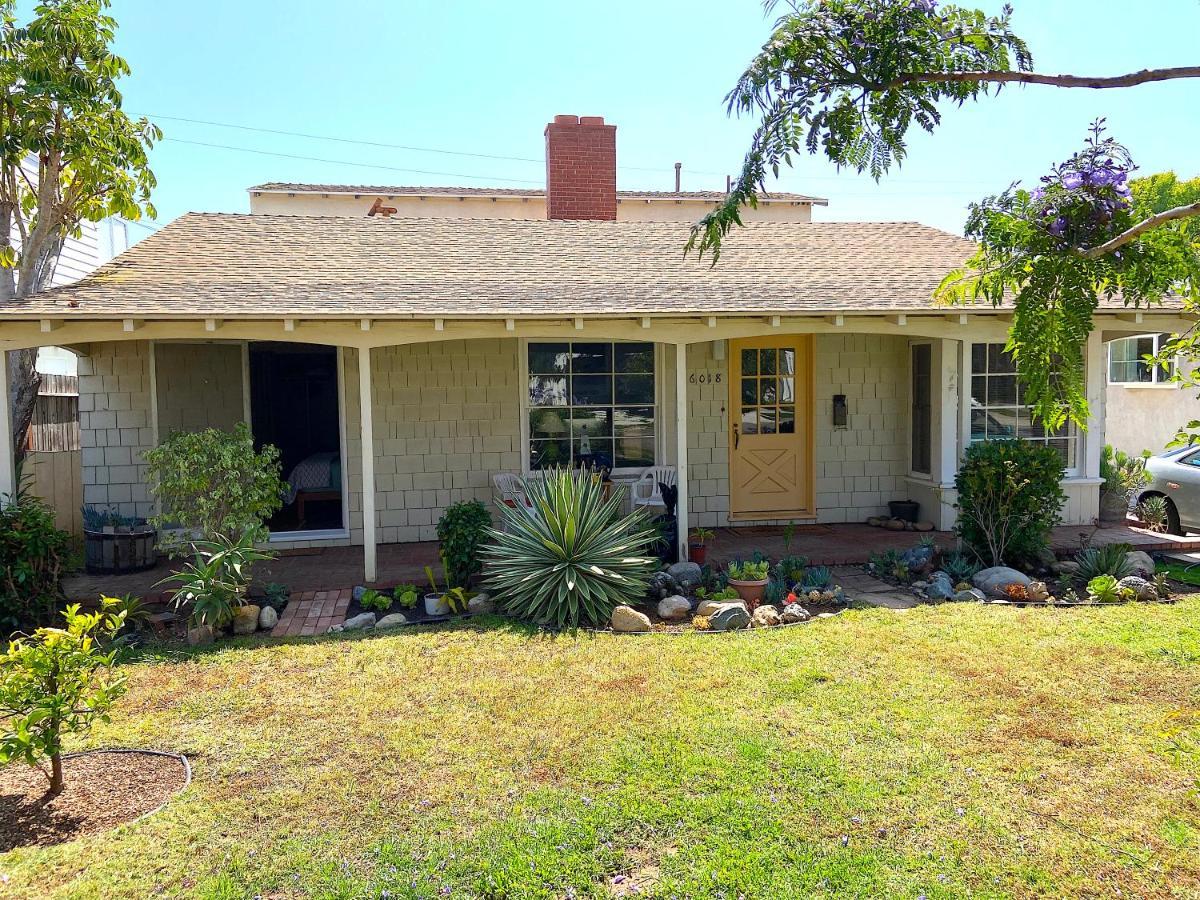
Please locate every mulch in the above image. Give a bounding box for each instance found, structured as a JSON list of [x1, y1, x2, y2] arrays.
[[0, 749, 189, 851]]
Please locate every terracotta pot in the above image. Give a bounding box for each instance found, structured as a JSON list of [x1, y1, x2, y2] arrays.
[[688, 544, 707, 565], [728, 578, 768, 608]]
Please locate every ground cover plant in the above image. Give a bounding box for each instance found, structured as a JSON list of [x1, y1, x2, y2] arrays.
[[1, 597, 1198, 897]]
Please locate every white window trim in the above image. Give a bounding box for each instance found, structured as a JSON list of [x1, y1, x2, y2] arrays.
[[518, 337, 660, 477], [907, 340, 934, 480], [1107, 333, 1178, 386]]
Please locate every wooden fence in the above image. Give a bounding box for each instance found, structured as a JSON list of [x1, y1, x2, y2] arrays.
[[25, 449, 83, 535], [27, 373, 80, 452]]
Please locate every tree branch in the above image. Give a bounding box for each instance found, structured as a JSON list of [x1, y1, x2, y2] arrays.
[[1083, 201, 1200, 259], [873, 65, 1200, 91]]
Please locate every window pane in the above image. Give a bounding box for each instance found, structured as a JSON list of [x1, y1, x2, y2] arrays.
[[570, 407, 612, 440], [614, 406, 655, 437], [989, 375, 1018, 405], [988, 343, 1016, 374], [759, 378, 778, 404], [528, 375, 568, 406], [741, 348, 758, 376], [741, 408, 759, 435], [530, 439, 570, 470], [614, 342, 654, 374], [986, 408, 1019, 439], [571, 343, 611, 374], [971, 343, 987, 374], [530, 408, 570, 439], [529, 343, 570, 374], [741, 378, 757, 405], [778, 406, 796, 434], [615, 374, 654, 404], [616, 437, 655, 469], [574, 438, 613, 470], [571, 374, 612, 405], [760, 349, 777, 375], [971, 376, 987, 406]]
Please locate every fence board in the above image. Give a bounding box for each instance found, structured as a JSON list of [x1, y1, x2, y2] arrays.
[[25, 450, 83, 536]]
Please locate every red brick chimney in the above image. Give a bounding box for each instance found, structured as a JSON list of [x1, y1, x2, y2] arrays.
[[544, 115, 617, 221]]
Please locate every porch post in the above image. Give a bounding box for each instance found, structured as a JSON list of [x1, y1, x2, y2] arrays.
[[0, 351, 14, 502], [1082, 329, 1106, 480], [675, 342, 688, 560], [358, 347, 377, 582]]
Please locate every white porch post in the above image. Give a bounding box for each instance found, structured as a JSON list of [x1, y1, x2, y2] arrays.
[[358, 347, 377, 582], [933, 338, 962, 530], [0, 351, 14, 502], [1083, 329, 1106, 480], [675, 342, 688, 560]]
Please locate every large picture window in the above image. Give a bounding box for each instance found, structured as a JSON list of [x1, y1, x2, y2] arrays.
[[970, 343, 1078, 471], [527, 341, 656, 471], [910, 344, 932, 475], [1108, 333, 1176, 384]]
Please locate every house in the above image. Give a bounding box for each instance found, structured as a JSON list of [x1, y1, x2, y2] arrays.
[[0, 115, 1189, 581], [1105, 332, 1197, 456]]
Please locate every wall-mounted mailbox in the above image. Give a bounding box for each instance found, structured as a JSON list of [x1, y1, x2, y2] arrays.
[[833, 394, 848, 428]]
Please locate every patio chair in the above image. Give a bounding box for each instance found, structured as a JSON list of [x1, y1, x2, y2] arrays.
[[631, 466, 677, 512], [492, 472, 533, 516]]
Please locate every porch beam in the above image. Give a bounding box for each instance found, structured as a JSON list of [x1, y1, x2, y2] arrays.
[[0, 351, 13, 502], [39, 318, 62, 333], [359, 347, 377, 582], [675, 342, 689, 561], [886, 314, 907, 327]]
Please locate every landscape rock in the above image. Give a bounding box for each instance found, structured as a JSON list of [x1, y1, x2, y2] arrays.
[[1125, 551, 1156, 578], [914, 521, 935, 532], [258, 606, 279, 630], [343, 612, 377, 631], [885, 518, 907, 531], [1053, 560, 1080, 575], [972, 567, 1032, 598], [467, 593, 495, 615], [666, 561, 703, 588], [1026, 581, 1051, 602], [1036, 547, 1059, 570], [657, 595, 692, 621], [646, 571, 683, 601], [954, 588, 987, 603], [867, 516, 887, 527], [352, 585, 368, 602], [751, 605, 781, 628], [1116, 575, 1158, 602], [376, 613, 409, 629], [186, 624, 214, 646], [696, 598, 745, 617], [611, 605, 652, 632], [326, 624, 344, 634], [926, 572, 955, 601], [232, 604, 261, 635], [709, 602, 751, 631], [901, 544, 937, 572], [780, 603, 810, 624]]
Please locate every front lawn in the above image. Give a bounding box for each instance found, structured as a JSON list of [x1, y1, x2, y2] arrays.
[[4, 599, 1200, 898]]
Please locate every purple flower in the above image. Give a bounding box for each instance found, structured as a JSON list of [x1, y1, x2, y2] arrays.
[[1061, 172, 1084, 190], [913, 0, 938, 10], [1048, 218, 1067, 236]]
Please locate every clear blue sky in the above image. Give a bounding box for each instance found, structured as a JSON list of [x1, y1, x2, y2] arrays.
[[96, 0, 1200, 235]]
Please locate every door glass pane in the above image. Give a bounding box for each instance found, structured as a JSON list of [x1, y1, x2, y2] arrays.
[[529, 375, 567, 406], [614, 342, 654, 373], [741, 378, 757, 405], [778, 406, 795, 434], [759, 378, 778, 404], [615, 374, 654, 404], [571, 343, 611, 373], [741, 349, 758, 376], [760, 349, 777, 375], [780, 349, 795, 376], [778, 376, 795, 404], [529, 343, 570, 374], [571, 374, 612, 405], [741, 408, 760, 435], [757, 406, 778, 435]]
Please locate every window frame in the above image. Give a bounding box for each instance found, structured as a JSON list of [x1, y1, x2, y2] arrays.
[[1107, 333, 1178, 386], [518, 338, 662, 475]]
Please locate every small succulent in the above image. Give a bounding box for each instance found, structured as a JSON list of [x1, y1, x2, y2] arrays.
[[1088, 574, 1121, 604]]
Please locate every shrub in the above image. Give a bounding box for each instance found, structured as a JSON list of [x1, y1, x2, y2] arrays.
[[482, 468, 656, 628], [955, 440, 1067, 568], [0, 601, 127, 795], [144, 422, 285, 556], [0, 482, 71, 632], [1100, 444, 1151, 502], [261, 582, 291, 611], [358, 589, 392, 613], [159, 532, 275, 628], [436, 500, 492, 589], [728, 560, 770, 581], [775, 555, 809, 584], [1074, 543, 1134, 582], [800, 565, 833, 591]]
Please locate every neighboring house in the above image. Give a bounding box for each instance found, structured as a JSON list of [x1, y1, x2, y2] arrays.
[[0, 114, 1188, 581], [1105, 332, 1198, 456]]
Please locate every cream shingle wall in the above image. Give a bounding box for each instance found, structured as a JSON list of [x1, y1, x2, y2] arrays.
[[154, 343, 244, 436]]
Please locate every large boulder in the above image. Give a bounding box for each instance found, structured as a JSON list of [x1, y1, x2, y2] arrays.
[[657, 595, 692, 621], [467, 593, 495, 615], [697, 598, 745, 617], [611, 605, 652, 632], [376, 613, 409, 629], [751, 605, 781, 628], [343, 612, 376, 631], [232, 604, 261, 635], [780, 603, 810, 624], [258, 606, 279, 630], [666, 561, 703, 589], [1125, 551, 1156, 579], [972, 567, 1032, 599], [709, 602, 751, 631]]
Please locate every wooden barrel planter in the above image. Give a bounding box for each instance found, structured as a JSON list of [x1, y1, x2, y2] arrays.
[[84, 525, 158, 574]]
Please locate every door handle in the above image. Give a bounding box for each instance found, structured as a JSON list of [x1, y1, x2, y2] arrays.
[[732, 424, 740, 450]]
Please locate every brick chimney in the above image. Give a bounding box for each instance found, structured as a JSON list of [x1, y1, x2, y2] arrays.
[[544, 115, 617, 221]]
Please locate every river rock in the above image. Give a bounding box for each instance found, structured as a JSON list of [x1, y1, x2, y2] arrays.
[[751, 605, 781, 628], [1117, 575, 1158, 602], [658, 595, 692, 621], [232, 604, 261, 635], [1125, 551, 1156, 578], [926, 572, 955, 601], [1026, 581, 1051, 602], [780, 603, 810, 624], [914, 521, 935, 532], [352, 585, 368, 602], [343, 612, 376, 631], [611, 605, 652, 632], [697, 598, 744, 617], [709, 602, 751, 631], [885, 518, 907, 531], [187, 624, 214, 646], [258, 606, 278, 630], [646, 571, 683, 601], [972, 567, 1032, 598], [954, 588, 987, 603], [467, 593, 495, 615], [666, 561, 703, 589], [867, 516, 887, 527], [376, 613, 409, 629]]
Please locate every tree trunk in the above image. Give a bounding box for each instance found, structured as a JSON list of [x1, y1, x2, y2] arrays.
[[48, 750, 63, 796], [8, 348, 40, 469]]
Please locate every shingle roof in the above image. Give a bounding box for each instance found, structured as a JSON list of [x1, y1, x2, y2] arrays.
[[249, 183, 827, 204], [0, 213, 1174, 320]]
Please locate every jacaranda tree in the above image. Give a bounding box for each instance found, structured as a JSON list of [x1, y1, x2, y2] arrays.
[[689, 1, 1200, 434]]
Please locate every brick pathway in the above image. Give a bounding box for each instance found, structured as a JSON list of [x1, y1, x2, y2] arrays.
[[271, 588, 352, 637]]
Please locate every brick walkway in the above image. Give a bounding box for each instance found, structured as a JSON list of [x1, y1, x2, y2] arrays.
[[271, 588, 352, 637]]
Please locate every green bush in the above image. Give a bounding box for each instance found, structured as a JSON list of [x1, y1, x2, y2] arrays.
[[436, 500, 493, 589], [0, 601, 127, 795], [0, 483, 70, 632], [482, 468, 656, 628], [144, 422, 285, 556], [955, 440, 1067, 568], [1074, 543, 1134, 582], [159, 532, 275, 628]]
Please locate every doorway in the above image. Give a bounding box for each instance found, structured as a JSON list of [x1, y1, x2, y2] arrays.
[[248, 342, 344, 534], [728, 335, 814, 519]]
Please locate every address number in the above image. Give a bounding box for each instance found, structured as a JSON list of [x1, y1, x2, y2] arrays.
[[689, 372, 723, 385]]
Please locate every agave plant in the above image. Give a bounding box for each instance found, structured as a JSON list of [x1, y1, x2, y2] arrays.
[[941, 552, 979, 585], [482, 468, 657, 628], [1074, 542, 1134, 583], [158, 532, 275, 628]]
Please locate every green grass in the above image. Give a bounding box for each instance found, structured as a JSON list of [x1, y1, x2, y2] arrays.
[[1160, 561, 1200, 588], [4, 599, 1200, 898]]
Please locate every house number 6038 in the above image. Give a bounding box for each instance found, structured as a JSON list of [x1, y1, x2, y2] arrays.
[[689, 372, 722, 385]]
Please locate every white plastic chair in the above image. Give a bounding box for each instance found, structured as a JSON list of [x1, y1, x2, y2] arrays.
[[493, 472, 534, 516], [631, 466, 677, 511]]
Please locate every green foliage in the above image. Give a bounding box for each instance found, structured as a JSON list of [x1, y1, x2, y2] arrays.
[[159, 532, 275, 628], [955, 440, 1067, 568], [1074, 543, 1134, 583], [1087, 574, 1121, 604], [728, 560, 770, 581], [442, 586, 471, 616], [1100, 445, 1151, 500], [941, 553, 980, 585], [392, 584, 420, 609], [105, 593, 150, 637], [800, 565, 833, 592], [1137, 495, 1170, 533], [695, 585, 740, 603], [261, 582, 291, 612], [481, 468, 656, 629], [774, 555, 809, 584], [358, 589, 392, 614], [0, 601, 127, 794], [0, 483, 70, 632], [764, 577, 788, 605], [144, 423, 285, 556], [689, 527, 715, 547], [436, 500, 492, 589]]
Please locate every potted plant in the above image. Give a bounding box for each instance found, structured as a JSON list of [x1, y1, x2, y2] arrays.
[[726, 559, 770, 608], [1098, 445, 1150, 525], [424, 564, 450, 616], [688, 527, 715, 565], [81, 505, 158, 574]]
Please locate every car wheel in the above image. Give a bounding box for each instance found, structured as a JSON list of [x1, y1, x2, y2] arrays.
[[1164, 497, 1184, 536]]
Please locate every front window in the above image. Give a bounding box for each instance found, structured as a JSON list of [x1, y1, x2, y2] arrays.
[[1108, 333, 1176, 384], [527, 341, 656, 471], [970, 343, 1078, 471], [910, 344, 932, 475]]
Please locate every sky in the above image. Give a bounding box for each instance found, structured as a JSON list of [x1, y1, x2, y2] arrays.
[[88, 0, 1200, 236]]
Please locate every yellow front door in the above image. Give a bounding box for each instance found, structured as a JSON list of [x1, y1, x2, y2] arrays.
[[728, 336, 814, 518]]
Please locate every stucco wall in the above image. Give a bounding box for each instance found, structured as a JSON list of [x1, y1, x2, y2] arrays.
[[154, 342, 245, 436], [1105, 383, 1195, 456]]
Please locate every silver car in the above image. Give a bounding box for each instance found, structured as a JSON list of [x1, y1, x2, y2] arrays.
[[1139, 446, 1200, 535]]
